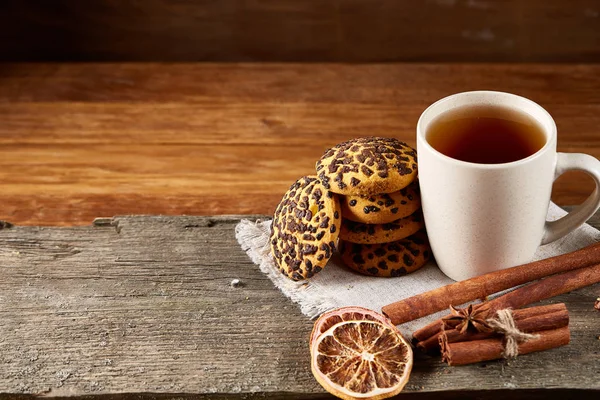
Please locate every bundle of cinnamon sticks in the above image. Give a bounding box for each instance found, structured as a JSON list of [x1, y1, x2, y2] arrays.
[[381, 241, 600, 365], [421, 303, 570, 365]]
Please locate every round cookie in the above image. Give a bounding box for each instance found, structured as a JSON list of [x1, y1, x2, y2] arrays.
[[339, 211, 424, 244], [341, 180, 421, 224], [315, 137, 418, 196], [338, 232, 431, 277], [270, 176, 341, 281]]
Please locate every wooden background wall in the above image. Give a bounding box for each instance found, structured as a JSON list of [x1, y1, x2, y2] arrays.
[[1, 0, 599, 62]]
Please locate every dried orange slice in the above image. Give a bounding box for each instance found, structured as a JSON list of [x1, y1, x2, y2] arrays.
[[311, 319, 413, 400], [310, 306, 395, 345]]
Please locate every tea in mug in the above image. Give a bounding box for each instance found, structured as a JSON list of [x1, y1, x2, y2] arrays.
[[426, 105, 546, 164]]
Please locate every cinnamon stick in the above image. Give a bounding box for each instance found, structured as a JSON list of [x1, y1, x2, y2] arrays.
[[416, 303, 569, 353], [441, 326, 570, 366], [416, 325, 483, 354], [382, 241, 600, 325], [413, 263, 600, 342], [413, 319, 450, 343], [414, 302, 567, 343], [485, 263, 600, 311]]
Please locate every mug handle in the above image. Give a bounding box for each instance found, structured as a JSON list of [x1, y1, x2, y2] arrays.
[[541, 152, 600, 245]]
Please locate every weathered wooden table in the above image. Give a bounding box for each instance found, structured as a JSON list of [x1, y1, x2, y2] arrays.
[[1, 212, 598, 399]]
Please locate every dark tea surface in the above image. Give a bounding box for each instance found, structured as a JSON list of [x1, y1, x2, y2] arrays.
[[426, 105, 546, 164]]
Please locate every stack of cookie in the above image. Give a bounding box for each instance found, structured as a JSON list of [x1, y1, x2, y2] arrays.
[[316, 137, 430, 277], [269, 137, 430, 281]]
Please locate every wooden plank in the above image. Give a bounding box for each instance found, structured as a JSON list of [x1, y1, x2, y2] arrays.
[[0, 63, 599, 226], [0, 213, 599, 398], [1, 1, 600, 62], [4, 63, 600, 105]]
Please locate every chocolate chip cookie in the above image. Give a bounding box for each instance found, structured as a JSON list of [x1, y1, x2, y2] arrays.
[[338, 232, 431, 277], [270, 176, 341, 281], [341, 180, 421, 224], [316, 137, 418, 196], [339, 211, 424, 244]]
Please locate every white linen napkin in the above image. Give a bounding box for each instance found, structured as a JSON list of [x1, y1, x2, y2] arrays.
[[235, 203, 599, 337]]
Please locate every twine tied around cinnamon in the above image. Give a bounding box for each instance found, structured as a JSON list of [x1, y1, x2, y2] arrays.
[[487, 308, 540, 358]]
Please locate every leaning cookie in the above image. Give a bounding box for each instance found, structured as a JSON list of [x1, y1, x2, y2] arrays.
[[339, 211, 424, 244], [270, 176, 341, 281], [338, 232, 431, 277], [341, 180, 421, 224], [316, 137, 418, 196]]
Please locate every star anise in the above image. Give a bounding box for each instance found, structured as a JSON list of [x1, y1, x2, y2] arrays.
[[442, 304, 493, 334]]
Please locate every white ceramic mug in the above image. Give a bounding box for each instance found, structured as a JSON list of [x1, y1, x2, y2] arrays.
[[417, 91, 600, 281]]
